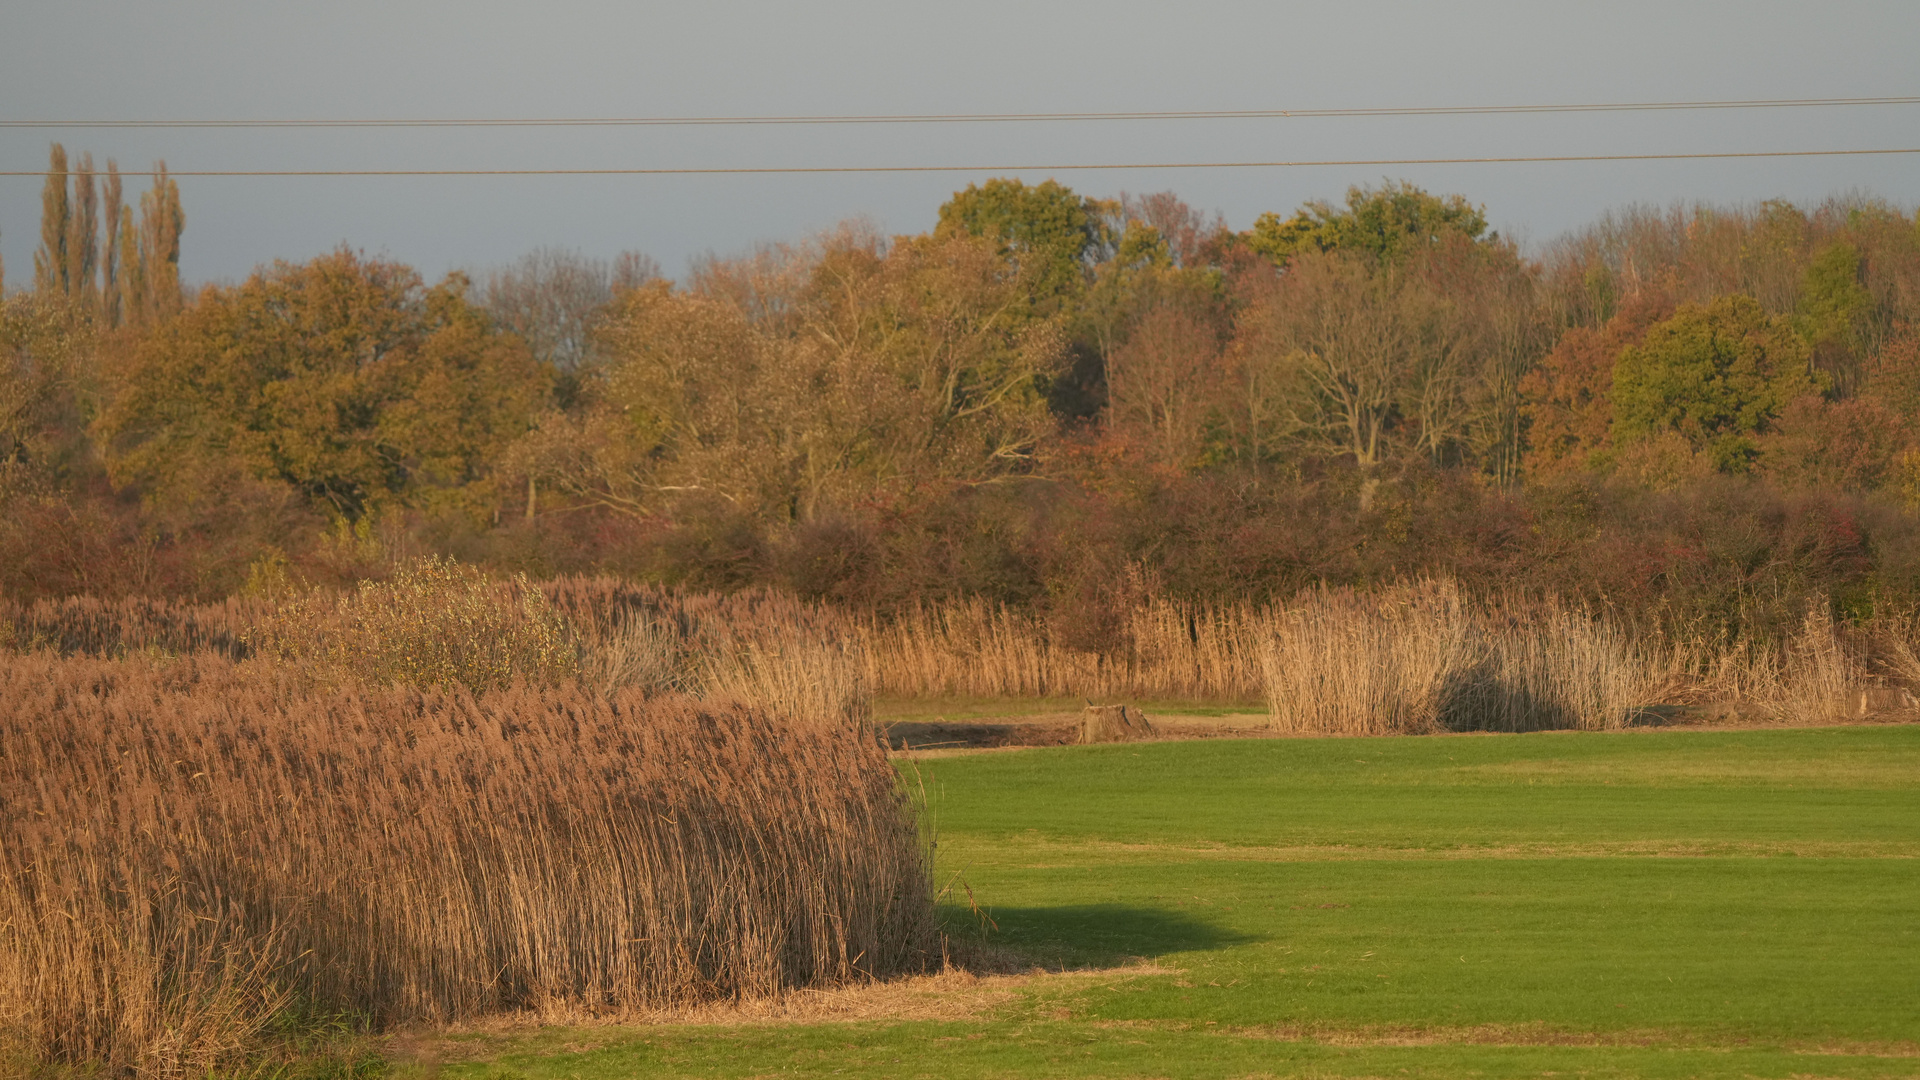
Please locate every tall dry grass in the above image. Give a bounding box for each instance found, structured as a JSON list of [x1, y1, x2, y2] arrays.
[[544, 577, 871, 727], [862, 596, 1268, 702], [0, 654, 934, 1077], [1, 564, 870, 727], [0, 593, 264, 660], [2, 562, 1901, 737], [1259, 582, 1649, 734], [1654, 607, 1876, 723], [248, 556, 579, 691]]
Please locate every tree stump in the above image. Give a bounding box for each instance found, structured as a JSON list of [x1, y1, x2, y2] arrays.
[[1079, 704, 1155, 744]]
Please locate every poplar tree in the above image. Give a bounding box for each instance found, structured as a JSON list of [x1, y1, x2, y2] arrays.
[[101, 162, 124, 326], [33, 144, 70, 295], [118, 205, 145, 326], [66, 152, 99, 309], [137, 162, 185, 321]]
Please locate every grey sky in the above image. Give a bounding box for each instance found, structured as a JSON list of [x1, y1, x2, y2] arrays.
[[3, 1, 1916, 288]]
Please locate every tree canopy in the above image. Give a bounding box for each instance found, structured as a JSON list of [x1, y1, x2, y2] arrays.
[[1246, 181, 1491, 267], [1610, 294, 1823, 471], [936, 178, 1099, 311], [97, 249, 545, 519]]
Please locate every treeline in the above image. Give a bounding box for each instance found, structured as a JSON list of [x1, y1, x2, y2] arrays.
[[6, 141, 1920, 644]]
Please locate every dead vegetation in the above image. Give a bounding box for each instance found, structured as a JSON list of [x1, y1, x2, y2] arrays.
[[860, 579, 1912, 737], [862, 596, 1268, 702], [544, 576, 871, 728], [0, 654, 933, 1077], [4, 558, 1918, 1075], [0, 564, 928, 1077], [1260, 581, 1649, 735]]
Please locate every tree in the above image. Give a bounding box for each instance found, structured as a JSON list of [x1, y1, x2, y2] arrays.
[[32, 145, 182, 326], [1234, 251, 1422, 501], [480, 247, 658, 372], [116, 203, 142, 325], [31, 145, 102, 311], [844, 231, 1067, 485], [1105, 301, 1226, 468], [100, 162, 124, 327], [936, 178, 1097, 312], [1862, 322, 1920, 421], [1115, 190, 1221, 268], [65, 153, 99, 311], [98, 249, 544, 519], [1246, 181, 1490, 268], [523, 227, 1066, 522], [0, 292, 93, 478], [132, 162, 185, 324], [1759, 394, 1909, 492], [1795, 240, 1873, 391], [1402, 234, 1547, 480], [33, 144, 70, 296], [1229, 238, 1537, 498], [1520, 292, 1675, 479], [1611, 294, 1823, 472]]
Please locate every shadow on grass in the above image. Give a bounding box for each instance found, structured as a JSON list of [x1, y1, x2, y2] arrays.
[[942, 902, 1259, 967]]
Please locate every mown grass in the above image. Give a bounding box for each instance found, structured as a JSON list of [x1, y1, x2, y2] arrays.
[[406, 726, 1920, 1079]]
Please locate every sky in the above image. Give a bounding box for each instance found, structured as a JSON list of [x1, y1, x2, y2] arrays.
[[2, 1, 1917, 288]]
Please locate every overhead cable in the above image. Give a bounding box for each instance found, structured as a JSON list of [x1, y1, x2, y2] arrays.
[[3, 95, 1917, 130], [3, 146, 1917, 178]]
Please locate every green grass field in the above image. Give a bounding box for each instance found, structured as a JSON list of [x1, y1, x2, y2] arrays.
[[411, 725, 1920, 1079]]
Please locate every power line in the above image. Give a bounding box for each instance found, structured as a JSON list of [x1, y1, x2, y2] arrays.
[[2, 146, 1917, 178], [2, 95, 1917, 130]]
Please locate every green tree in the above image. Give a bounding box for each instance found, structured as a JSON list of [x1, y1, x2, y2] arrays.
[[1611, 294, 1822, 472], [1246, 181, 1490, 267], [936, 178, 1098, 312], [1795, 240, 1873, 389], [98, 249, 544, 519]]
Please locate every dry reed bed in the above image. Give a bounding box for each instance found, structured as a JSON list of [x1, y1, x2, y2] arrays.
[[862, 597, 1269, 702], [861, 583, 1896, 733], [0, 654, 934, 1078], [1, 566, 1904, 736], [1259, 583, 1649, 734], [0, 593, 265, 660], [250, 557, 581, 691], [0, 567, 872, 727], [543, 577, 871, 727]]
